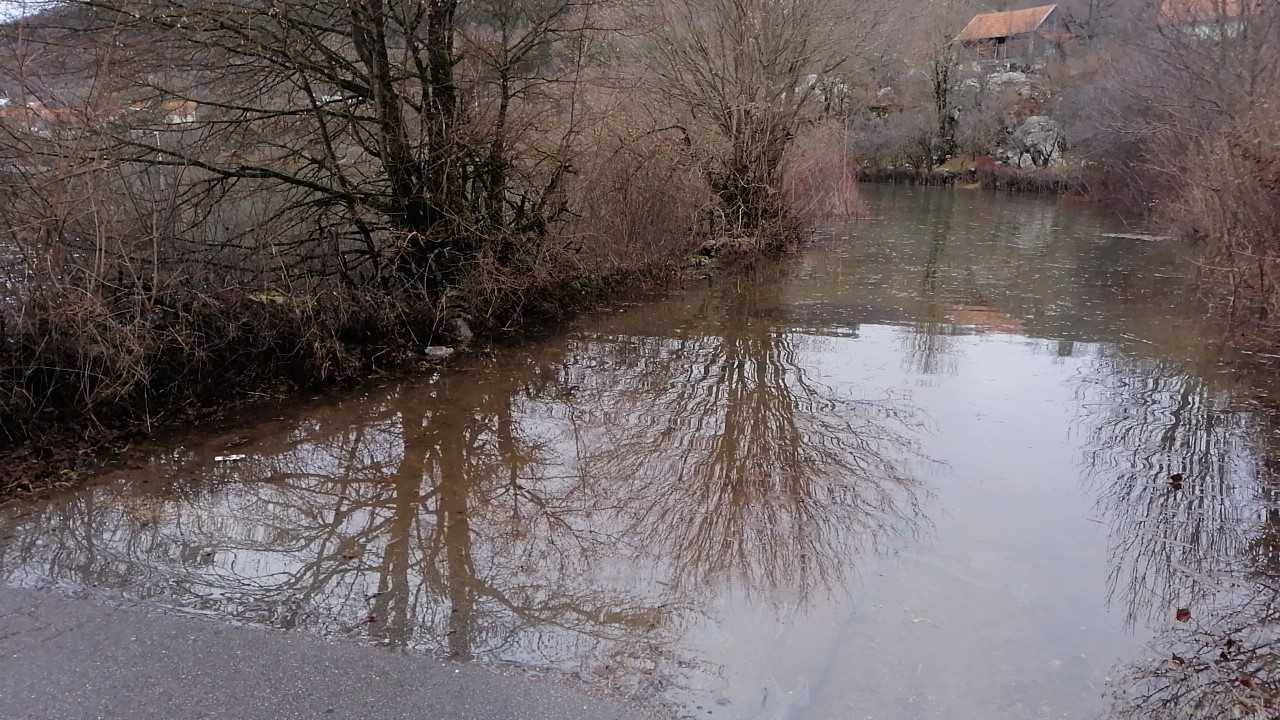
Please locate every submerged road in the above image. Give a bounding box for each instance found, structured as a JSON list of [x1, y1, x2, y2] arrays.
[[0, 588, 666, 720]]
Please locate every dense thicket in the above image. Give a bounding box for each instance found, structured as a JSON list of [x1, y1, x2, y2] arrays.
[[0, 0, 873, 459]]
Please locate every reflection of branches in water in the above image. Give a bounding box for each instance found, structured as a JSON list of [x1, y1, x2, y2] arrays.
[[1110, 508, 1280, 719], [903, 303, 959, 376], [0, 367, 681, 684], [1079, 351, 1280, 716], [1076, 349, 1257, 626], [573, 283, 925, 598], [903, 223, 960, 376]]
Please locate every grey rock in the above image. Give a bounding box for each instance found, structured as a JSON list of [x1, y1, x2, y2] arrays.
[[986, 70, 1029, 88], [985, 71, 1044, 100], [1005, 115, 1063, 169]]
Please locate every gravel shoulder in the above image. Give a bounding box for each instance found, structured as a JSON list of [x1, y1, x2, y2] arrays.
[[0, 587, 668, 720]]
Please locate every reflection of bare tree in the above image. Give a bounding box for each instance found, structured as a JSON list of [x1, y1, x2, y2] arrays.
[[905, 303, 956, 376], [576, 276, 925, 597], [0, 362, 679, 683], [1077, 349, 1255, 626], [1078, 350, 1280, 716], [1108, 467, 1280, 718], [903, 213, 959, 376]]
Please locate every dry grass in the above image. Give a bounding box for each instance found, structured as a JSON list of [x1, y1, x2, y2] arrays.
[[784, 121, 868, 221]]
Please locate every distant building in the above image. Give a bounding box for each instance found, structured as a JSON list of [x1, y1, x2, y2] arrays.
[[0, 97, 196, 136], [955, 4, 1068, 63], [1159, 0, 1254, 36], [160, 99, 198, 124], [0, 100, 91, 136]]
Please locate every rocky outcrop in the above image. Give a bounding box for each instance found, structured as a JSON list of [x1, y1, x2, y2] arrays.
[[1002, 115, 1063, 169]]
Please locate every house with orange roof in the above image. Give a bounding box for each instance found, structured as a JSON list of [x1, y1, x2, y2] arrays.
[[954, 4, 1069, 63]]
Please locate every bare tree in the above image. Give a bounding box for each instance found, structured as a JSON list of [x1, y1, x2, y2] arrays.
[[921, 0, 976, 164], [647, 0, 872, 236], [2, 0, 605, 289]]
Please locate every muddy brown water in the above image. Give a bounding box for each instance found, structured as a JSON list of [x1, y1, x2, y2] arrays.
[[3, 186, 1276, 719]]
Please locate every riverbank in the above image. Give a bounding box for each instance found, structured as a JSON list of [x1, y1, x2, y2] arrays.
[[0, 240, 780, 502], [855, 162, 1088, 195]]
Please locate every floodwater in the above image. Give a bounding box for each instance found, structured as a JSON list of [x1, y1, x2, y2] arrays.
[[3, 186, 1278, 719]]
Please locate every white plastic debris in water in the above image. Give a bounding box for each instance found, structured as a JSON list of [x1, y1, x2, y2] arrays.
[[214, 454, 247, 463], [423, 346, 455, 360]]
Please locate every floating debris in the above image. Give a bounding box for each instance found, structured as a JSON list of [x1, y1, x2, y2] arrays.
[[1101, 232, 1173, 242]]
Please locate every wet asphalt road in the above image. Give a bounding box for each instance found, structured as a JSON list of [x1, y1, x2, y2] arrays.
[[0, 587, 667, 720]]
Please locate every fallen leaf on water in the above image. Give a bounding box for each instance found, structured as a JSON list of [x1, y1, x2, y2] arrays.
[[1240, 675, 1256, 689], [1176, 608, 1192, 622], [1169, 473, 1184, 489], [1170, 654, 1186, 668]]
